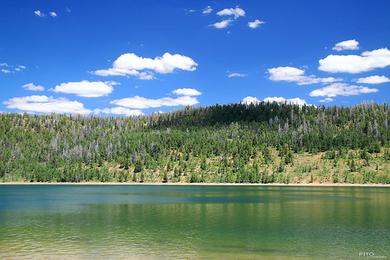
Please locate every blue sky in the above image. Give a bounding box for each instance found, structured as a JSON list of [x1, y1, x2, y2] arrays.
[[1, 0, 390, 116]]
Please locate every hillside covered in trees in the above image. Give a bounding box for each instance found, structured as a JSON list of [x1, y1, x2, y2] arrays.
[[0, 102, 389, 184]]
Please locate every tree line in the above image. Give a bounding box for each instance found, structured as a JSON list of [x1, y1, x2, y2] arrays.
[[0, 102, 389, 183]]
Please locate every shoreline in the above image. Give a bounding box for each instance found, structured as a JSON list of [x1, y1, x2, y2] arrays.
[[0, 182, 389, 187]]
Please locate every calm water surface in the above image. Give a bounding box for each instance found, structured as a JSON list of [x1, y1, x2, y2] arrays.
[[0, 185, 389, 259]]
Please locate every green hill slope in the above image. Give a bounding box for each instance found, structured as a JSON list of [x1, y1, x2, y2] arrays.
[[1, 102, 389, 183]]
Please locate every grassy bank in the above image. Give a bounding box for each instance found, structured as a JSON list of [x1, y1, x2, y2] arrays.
[[3, 148, 389, 184]]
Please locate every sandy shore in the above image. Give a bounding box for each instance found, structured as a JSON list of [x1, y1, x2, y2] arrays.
[[0, 182, 389, 187]]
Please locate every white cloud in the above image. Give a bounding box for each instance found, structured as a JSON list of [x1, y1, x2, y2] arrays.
[[0, 64, 26, 74], [268, 66, 340, 85], [211, 7, 245, 29], [34, 10, 45, 17], [356, 75, 390, 84], [242, 96, 309, 106], [51, 80, 115, 97], [332, 39, 359, 51], [111, 95, 199, 109], [319, 48, 390, 73], [211, 19, 232, 29], [319, 97, 334, 103], [93, 52, 197, 79], [3, 95, 91, 115], [263, 97, 309, 106], [217, 7, 245, 19], [94, 68, 154, 79], [309, 83, 378, 97], [94, 107, 143, 117], [22, 83, 45, 92], [185, 9, 196, 14], [228, 72, 247, 78], [203, 6, 213, 14], [248, 19, 264, 29], [241, 96, 260, 105], [172, 88, 202, 96], [49, 11, 57, 17]]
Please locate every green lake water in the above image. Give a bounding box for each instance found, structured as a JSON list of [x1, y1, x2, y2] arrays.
[[0, 185, 389, 259]]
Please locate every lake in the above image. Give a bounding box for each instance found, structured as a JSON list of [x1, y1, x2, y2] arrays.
[[0, 185, 389, 259]]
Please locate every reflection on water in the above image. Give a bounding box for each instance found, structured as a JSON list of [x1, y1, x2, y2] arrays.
[[0, 185, 389, 259]]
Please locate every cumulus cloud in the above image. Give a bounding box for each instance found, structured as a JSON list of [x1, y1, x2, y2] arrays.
[[111, 95, 199, 109], [319, 48, 390, 73], [203, 6, 213, 14], [241, 96, 260, 105], [242, 96, 309, 106], [3, 95, 91, 115], [332, 39, 359, 51], [94, 107, 143, 117], [356, 75, 390, 84], [268, 66, 340, 85], [309, 83, 378, 97], [263, 97, 308, 106], [22, 83, 45, 92], [248, 19, 264, 29], [211, 19, 232, 29], [217, 7, 245, 19], [49, 11, 57, 17], [172, 88, 202, 96], [212, 7, 245, 29], [93, 52, 198, 79], [51, 80, 115, 97], [34, 10, 45, 17], [1, 69, 11, 74], [227, 72, 247, 78]]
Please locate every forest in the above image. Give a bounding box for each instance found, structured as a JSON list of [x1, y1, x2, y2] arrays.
[[0, 102, 389, 183]]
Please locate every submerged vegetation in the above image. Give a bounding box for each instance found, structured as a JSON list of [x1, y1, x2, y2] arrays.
[[0, 102, 389, 183]]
